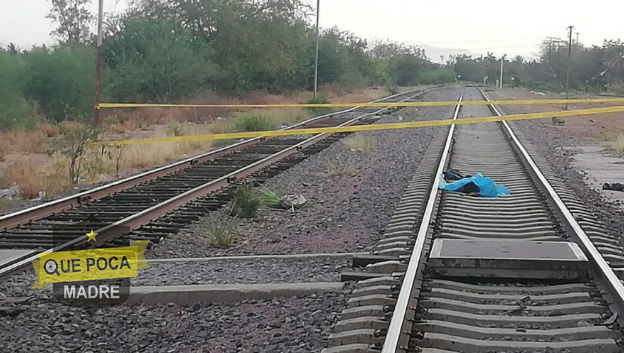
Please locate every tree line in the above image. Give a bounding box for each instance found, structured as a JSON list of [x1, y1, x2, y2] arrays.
[[1, 0, 623, 131], [452, 39, 624, 92], [0, 0, 453, 130]]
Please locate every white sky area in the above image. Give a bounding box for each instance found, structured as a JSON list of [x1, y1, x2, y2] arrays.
[[1, 0, 622, 60]]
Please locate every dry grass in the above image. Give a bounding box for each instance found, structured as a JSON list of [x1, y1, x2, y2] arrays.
[[0, 130, 46, 155], [6, 159, 72, 199], [208, 120, 237, 134], [610, 134, 624, 153], [0, 88, 387, 200], [104, 88, 385, 131], [119, 123, 213, 170], [36, 121, 60, 137], [343, 135, 376, 152], [324, 157, 356, 177]]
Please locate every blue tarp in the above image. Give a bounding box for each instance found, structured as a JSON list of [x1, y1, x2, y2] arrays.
[[439, 173, 511, 198]]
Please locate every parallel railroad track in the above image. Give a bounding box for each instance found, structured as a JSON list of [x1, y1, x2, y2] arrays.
[[0, 87, 434, 279], [325, 86, 624, 353]]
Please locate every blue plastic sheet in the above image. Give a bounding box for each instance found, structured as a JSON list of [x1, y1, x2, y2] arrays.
[[439, 173, 511, 198]]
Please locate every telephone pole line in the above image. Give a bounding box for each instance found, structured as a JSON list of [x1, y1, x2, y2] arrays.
[[565, 25, 574, 110], [93, 0, 104, 126], [313, 0, 320, 98]]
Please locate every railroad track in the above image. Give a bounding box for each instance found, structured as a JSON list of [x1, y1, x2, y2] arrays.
[[0, 87, 434, 279], [325, 86, 624, 353]]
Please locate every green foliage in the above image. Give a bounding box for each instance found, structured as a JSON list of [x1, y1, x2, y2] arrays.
[[24, 46, 95, 122], [47, 0, 92, 45], [234, 113, 277, 132], [258, 188, 283, 209], [419, 68, 456, 84], [306, 95, 331, 115], [3, 1, 624, 130], [0, 51, 33, 130], [204, 214, 239, 248], [230, 184, 261, 218], [388, 54, 426, 86], [103, 17, 217, 102]]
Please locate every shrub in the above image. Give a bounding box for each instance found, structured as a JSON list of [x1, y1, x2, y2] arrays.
[[204, 214, 239, 247], [234, 113, 277, 132], [258, 188, 283, 209], [306, 95, 332, 116], [230, 184, 261, 218], [419, 68, 455, 84]]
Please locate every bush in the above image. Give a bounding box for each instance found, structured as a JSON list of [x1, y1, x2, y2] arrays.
[[306, 95, 332, 116], [24, 46, 95, 122], [258, 188, 283, 209], [204, 214, 239, 247], [419, 68, 455, 84], [0, 51, 34, 130], [234, 113, 276, 132], [230, 184, 261, 218]]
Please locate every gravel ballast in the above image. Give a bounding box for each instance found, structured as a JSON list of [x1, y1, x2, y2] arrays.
[[131, 257, 351, 286], [499, 108, 624, 242], [148, 88, 461, 258], [0, 291, 348, 353], [0, 87, 464, 353]]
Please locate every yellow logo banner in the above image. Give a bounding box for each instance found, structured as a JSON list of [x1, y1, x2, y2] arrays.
[[31, 240, 149, 288]]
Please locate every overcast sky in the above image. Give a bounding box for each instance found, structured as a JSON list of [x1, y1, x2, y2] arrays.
[[1, 0, 622, 59]]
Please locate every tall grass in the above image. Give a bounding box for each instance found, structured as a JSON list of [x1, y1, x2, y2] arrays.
[[234, 113, 277, 132], [611, 134, 624, 153], [204, 214, 239, 248]]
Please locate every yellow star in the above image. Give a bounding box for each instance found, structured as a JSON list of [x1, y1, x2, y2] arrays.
[[86, 230, 98, 242]]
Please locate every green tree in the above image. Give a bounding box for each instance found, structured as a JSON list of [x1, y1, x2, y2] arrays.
[[103, 17, 217, 102], [0, 51, 33, 130], [47, 0, 93, 45], [24, 45, 95, 121]]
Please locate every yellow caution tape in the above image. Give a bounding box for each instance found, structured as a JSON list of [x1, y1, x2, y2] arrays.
[[97, 98, 624, 109], [93, 105, 624, 147]]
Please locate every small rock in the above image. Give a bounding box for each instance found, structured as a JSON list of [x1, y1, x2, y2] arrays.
[[281, 194, 307, 210], [0, 307, 23, 317]]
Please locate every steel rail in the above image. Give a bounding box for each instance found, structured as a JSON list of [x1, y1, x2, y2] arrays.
[[0, 87, 432, 233], [380, 91, 464, 353], [381, 86, 624, 352], [0, 89, 431, 279], [480, 88, 624, 321]]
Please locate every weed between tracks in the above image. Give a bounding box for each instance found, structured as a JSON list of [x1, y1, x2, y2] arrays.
[[258, 188, 284, 209], [230, 184, 262, 218], [324, 157, 356, 177], [204, 213, 240, 248], [343, 135, 376, 152]]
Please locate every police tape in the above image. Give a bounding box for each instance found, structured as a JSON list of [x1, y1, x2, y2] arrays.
[[97, 97, 624, 109], [31, 240, 149, 288], [92, 105, 624, 147]]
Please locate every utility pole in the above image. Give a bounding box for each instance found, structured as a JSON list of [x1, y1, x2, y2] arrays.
[[313, 0, 320, 98], [93, 0, 104, 126], [556, 41, 561, 84], [576, 32, 580, 44], [565, 25, 574, 110], [499, 54, 506, 89]]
